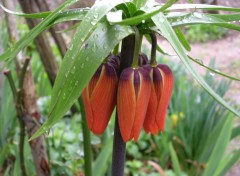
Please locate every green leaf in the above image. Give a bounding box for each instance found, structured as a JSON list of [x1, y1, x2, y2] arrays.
[[188, 56, 240, 81], [197, 116, 228, 162], [133, 0, 148, 9], [0, 3, 89, 20], [30, 23, 133, 140], [110, 0, 177, 25], [152, 13, 240, 117], [125, 2, 137, 17], [216, 149, 240, 176], [168, 4, 240, 12], [0, 0, 79, 61], [231, 126, 240, 139], [0, 3, 50, 18], [174, 27, 191, 51], [93, 139, 113, 176], [168, 12, 240, 23], [202, 116, 233, 176], [211, 13, 240, 22], [169, 142, 182, 175], [170, 12, 240, 32]]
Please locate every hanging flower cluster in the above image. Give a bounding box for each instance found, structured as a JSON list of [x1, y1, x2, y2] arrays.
[[82, 32, 174, 142]]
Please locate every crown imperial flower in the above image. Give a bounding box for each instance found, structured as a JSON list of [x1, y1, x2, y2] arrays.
[[143, 64, 174, 134], [82, 57, 118, 134], [117, 67, 151, 142]]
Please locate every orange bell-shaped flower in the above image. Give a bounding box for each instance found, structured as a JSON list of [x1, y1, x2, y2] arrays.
[[143, 64, 174, 134], [117, 67, 151, 142], [82, 61, 118, 134]]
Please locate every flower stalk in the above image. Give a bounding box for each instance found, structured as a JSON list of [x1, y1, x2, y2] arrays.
[[132, 27, 142, 68], [79, 96, 92, 176], [150, 33, 157, 66]]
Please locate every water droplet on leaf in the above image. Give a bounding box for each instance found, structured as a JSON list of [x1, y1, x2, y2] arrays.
[[71, 66, 76, 74], [80, 63, 84, 68], [63, 93, 66, 100], [75, 81, 79, 86], [210, 72, 215, 77], [195, 58, 203, 65]]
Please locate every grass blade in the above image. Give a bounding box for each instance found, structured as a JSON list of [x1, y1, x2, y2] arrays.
[[169, 142, 182, 176], [93, 139, 113, 176], [216, 149, 240, 176], [202, 116, 233, 176]]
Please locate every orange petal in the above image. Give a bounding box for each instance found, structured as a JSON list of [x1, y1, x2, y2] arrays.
[[132, 68, 151, 141], [83, 63, 118, 135], [117, 68, 136, 142], [156, 64, 174, 131], [90, 65, 118, 134], [88, 66, 102, 97], [82, 88, 94, 131], [144, 67, 163, 134], [83, 66, 103, 132]]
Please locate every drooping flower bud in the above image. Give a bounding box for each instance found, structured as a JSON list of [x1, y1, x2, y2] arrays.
[[143, 64, 174, 134], [117, 67, 151, 142], [108, 53, 120, 74], [138, 53, 149, 66], [82, 59, 118, 134]]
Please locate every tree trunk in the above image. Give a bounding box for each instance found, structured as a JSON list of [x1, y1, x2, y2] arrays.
[[201, 0, 218, 14], [3, 0, 50, 175], [22, 67, 50, 176], [18, 0, 59, 86], [35, 0, 67, 57]]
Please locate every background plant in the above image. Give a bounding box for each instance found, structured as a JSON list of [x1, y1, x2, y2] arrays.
[[184, 24, 228, 43]]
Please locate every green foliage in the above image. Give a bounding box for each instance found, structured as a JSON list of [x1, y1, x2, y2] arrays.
[[185, 24, 228, 43], [47, 115, 84, 175]]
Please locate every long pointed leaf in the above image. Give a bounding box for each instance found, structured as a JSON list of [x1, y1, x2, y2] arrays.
[[169, 4, 240, 12], [217, 149, 240, 176], [0, 0, 79, 61], [188, 56, 240, 81], [152, 13, 240, 117], [170, 12, 240, 32], [93, 139, 113, 176], [110, 0, 176, 25], [169, 142, 182, 175], [174, 27, 191, 51], [202, 116, 233, 176]]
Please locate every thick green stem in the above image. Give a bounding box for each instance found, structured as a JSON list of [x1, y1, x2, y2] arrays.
[[113, 44, 119, 55], [132, 27, 142, 68], [79, 96, 92, 176], [112, 35, 135, 176], [150, 33, 157, 66]]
